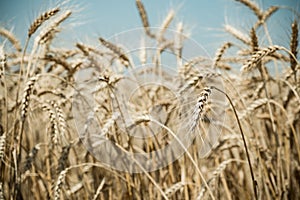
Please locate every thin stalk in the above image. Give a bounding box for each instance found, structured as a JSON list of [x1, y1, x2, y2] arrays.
[[211, 86, 258, 200]]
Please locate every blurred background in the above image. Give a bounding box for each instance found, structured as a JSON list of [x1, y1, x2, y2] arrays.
[[0, 0, 299, 56]]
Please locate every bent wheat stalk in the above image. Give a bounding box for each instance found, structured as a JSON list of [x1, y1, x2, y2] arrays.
[[211, 86, 258, 200]]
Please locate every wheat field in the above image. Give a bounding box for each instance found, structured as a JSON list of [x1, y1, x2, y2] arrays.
[[0, 0, 299, 199]]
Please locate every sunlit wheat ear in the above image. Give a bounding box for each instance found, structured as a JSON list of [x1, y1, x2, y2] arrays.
[[36, 10, 72, 45], [213, 42, 232, 68], [42, 102, 59, 145], [190, 87, 212, 132], [158, 9, 175, 41], [290, 20, 298, 72], [164, 181, 186, 198], [54, 168, 68, 200], [28, 7, 60, 38], [21, 75, 39, 121], [0, 28, 22, 52], [135, 0, 155, 38], [241, 45, 281, 72], [52, 102, 68, 145], [224, 25, 251, 45], [99, 37, 130, 67], [0, 133, 5, 162], [234, 0, 263, 19]]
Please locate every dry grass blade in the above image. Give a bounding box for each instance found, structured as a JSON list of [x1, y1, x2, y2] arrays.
[[92, 178, 105, 200]]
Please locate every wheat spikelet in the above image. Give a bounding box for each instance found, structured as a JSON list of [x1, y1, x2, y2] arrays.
[[164, 182, 185, 198], [224, 25, 251, 45], [135, 0, 155, 38], [234, 0, 263, 19], [213, 42, 232, 67], [21, 76, 39, 121], [0, 28, 22, 52], [99, 37, 130, 67], [241, 45, 281, 72], [28, 7, 60, 37], [290, 20, 298, 72]]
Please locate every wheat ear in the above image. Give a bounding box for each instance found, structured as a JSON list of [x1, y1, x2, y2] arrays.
[[135, 0, 155, 38], [241, 45, 281, 72], [0, 28, 22, 52], [28, 7, 60, 37]]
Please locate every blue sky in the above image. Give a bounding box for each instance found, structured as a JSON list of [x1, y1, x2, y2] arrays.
[[0, 0, 299, 56]]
